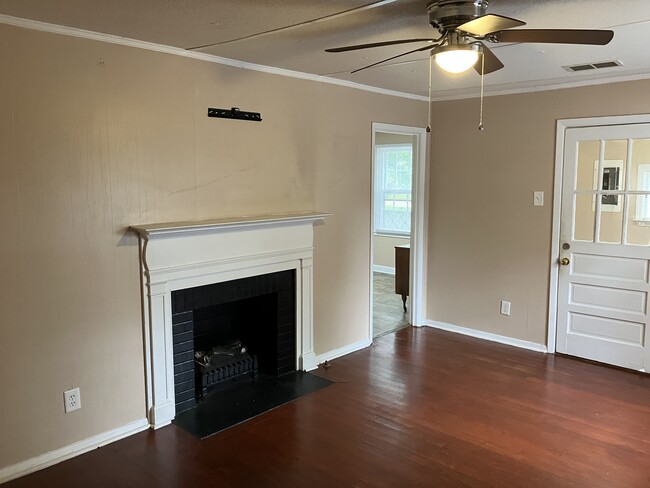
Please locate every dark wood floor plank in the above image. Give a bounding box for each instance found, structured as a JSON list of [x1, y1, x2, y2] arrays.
[[5, 327, 650, 487]]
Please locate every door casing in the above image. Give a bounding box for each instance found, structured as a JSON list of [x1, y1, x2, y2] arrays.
[[370, 122, 428, 340]]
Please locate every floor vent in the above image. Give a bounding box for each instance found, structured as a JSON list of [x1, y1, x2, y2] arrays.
[[564, 60, 623, 72]]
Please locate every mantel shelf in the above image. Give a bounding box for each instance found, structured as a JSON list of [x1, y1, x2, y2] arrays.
[[131, 211, 330, 239]]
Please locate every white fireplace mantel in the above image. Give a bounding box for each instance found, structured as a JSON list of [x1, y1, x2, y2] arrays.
[[131, 212, 329, 429]]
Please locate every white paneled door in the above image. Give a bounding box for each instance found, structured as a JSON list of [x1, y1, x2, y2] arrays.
[[557, 124, 650, 371]]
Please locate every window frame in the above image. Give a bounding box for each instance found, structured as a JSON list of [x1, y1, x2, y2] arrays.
[[373, 143, 413, 237]]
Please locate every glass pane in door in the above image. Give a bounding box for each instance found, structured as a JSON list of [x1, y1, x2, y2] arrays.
[[598, 194, 624, 244], [576, 140, 599, 191], [574, 194, 595, 242]]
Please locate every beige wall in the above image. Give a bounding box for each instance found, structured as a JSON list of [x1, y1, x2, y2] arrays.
[[373, 235, 409, 269], [427, 79, 650, 346], [0, 24, 427, 470]]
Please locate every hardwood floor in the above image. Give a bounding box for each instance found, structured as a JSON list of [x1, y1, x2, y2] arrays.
[[7, 327, 650, 487], [373, 272, 409, 337]]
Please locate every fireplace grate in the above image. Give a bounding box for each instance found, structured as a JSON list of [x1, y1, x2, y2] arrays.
[[196, 353, 258, 398]]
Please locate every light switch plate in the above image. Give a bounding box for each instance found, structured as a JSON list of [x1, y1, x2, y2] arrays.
[[533, 191, 544, 207]]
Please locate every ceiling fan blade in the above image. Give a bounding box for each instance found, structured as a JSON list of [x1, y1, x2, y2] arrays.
[[474, 43, 504, 75], [326, 38, 437, 53], [457, 14, 525, 37], [351, 44, 435, 73], [493, 29, 614, 45]]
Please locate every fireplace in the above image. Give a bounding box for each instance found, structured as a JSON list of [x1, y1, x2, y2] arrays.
[[131, 212, 328, 428], [172, 270, 296, 414]]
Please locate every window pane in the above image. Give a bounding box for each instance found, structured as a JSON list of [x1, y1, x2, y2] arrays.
[[626, 194, 650, 245], [598, 194, 624, 244], [576, 140, 599, 191], [574, 194, 595, 242], [375, 144, 413, 234]]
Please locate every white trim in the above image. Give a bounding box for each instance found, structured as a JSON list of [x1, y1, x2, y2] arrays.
[[548, 114, 650, 354], [131, 212, 330, 238], [0, 14, 427, 103], [0, 418, 149, 484], [372, 265, 395, 275], [427, 70, 650, 102], [315, 338, 373, 365], [370, 123, 427, 342], [423, 320, 548, 354]]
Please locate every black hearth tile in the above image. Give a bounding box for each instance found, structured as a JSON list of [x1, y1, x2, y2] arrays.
[[174, 350, 194, 364], [261, 275, 270, 294], [172, 292, 186, 314], [277, 297, 293, 311], [175, 388, 195, 403], [277, 322, 295, 333], [173, 339, 194, 355], [173, 372, 333, 439], [172, 330, 193, 345], [278, 333, 295, 346], [172, 320, 193, 335], [175, 379, 194, 394], [174, 369, 194, 384], [278, 342, 295, 355], [271, 273, 279, 291], [278, 308, 294, 321], [277, 356, 295, 368], [278, 290, 292, 300], [174, 360, 194, 375], [172, 310, 193, 325], [175, 398, 196, 414]]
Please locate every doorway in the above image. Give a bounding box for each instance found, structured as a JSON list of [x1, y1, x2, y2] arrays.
[[550, 115, 650, 372], [370, 123, 427, 339]]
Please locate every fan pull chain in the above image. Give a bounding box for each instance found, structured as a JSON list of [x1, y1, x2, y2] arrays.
[[478, 51, 485, 131], [426, 53, 433, 133]]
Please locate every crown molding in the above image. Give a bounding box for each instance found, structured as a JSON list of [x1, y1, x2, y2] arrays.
[[0, 14, 429, 102], [3, 13, 649, 104], [427, 69, 650, 102]]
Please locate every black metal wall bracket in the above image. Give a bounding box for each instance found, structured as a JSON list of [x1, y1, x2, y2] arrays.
[[207, 107, 262, 122]]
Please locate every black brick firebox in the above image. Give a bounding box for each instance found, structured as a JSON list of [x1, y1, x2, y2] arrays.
[[171, 270, 296, 414]]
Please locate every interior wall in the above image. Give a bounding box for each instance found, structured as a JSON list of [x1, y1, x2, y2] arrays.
[[427, 78, 650, 346], [373, 235, 409, 269], [0, 24, 427, 470]]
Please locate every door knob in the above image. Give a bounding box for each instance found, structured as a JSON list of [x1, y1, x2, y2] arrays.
[[560, 257, 570, 266]]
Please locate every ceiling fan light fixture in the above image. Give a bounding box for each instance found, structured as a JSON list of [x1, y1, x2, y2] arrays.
[[434, 44, 481, 73]]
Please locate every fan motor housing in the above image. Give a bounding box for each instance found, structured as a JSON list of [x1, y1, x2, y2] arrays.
[[426, 0, 489, 31]]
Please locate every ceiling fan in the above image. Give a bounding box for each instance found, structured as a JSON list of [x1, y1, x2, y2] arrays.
[[325, 0, 614, 75]]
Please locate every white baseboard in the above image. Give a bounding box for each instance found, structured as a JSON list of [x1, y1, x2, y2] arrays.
[[422, 320, 548, 354], [315, 338, 373, 365], [372, 265, 395, 275], [0, 418, 150, 484]]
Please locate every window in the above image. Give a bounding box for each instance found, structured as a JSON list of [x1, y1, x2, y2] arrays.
[[636, 164, 650, 222], [374, 144, 412, 236]]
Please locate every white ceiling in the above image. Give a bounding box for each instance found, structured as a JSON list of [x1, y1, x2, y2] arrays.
[[1, 0, 650, 99]]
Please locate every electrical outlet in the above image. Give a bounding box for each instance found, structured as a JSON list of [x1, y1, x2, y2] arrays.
[[500, 300, 511, 316], [64, 387, 81, 413]]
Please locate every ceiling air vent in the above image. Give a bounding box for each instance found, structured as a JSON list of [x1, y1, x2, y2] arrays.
[[563, 60, 623, 72]]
